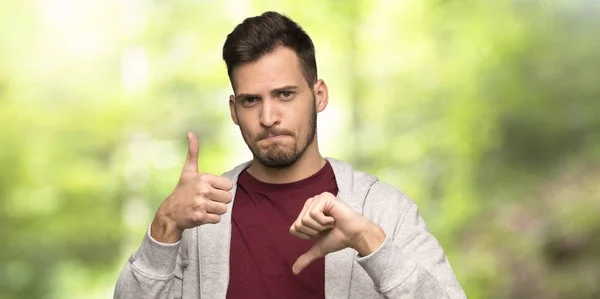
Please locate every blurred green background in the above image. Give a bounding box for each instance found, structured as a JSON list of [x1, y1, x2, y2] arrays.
[[1, 0, 599, 298]]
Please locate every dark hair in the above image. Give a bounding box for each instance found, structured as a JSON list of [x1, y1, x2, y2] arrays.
[[222, 11, 317, 87]]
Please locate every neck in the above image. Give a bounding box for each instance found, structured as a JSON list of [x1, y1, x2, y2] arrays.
[[247, 138, 325, 184]]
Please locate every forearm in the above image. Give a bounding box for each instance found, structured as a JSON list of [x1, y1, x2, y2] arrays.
[[356, 236, 464, 299], [114, 261, 180, 299], [355, 201, 466, 299], [114, 225, 183, 299]]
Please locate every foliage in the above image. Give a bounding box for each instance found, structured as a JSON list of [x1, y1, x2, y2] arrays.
[[0, 0, 598, 298]]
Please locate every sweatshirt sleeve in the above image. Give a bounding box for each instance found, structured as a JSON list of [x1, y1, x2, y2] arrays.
[[113, 224, 184, 299], [355, 203, 466, 299]]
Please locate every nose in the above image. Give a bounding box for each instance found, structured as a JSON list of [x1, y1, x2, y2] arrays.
[[259, 99, 280, 128]]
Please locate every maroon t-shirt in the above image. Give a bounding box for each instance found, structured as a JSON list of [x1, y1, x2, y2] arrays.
[[226, 161, 338, 299]]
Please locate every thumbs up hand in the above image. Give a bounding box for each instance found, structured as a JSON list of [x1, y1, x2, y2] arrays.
[[289, 192, 386, 275], [150, 132, 234, 243]]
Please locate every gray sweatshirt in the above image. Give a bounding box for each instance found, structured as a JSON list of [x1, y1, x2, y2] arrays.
[[114, 158, 466, 299]]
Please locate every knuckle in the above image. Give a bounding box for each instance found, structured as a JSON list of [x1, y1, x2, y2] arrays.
[[300, 217, 310, 226], [194, 198, 207, 210], [191, 212, 205, 223], [198, 173, 214, 184], [292, 221, 301, 229], [320, 191, 333, 198], [217, 203, 228, 215], [309, 210, 320, 218], [196, 184, 211, 196]]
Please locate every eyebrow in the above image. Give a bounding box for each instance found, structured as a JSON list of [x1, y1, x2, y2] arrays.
[[235, 85, 299, 101], [272, 85, 298, 94], [234, 93, 259, 101]]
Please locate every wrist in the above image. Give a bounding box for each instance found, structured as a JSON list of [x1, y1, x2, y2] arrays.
[[352, 223, 386, 257], [150, 213, 183, 244]]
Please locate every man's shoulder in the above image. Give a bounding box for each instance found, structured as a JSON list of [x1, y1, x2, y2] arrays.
[[221, 160, 252, 180], [367, 180, 414, 204], [326, 157, 416, 212], [360, 179, 417, 232]]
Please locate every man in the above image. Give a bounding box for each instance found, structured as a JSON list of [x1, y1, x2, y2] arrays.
[[114, 11, 466, 299]]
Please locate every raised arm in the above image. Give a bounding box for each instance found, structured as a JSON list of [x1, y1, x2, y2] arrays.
[[114, 132, 233, 299]]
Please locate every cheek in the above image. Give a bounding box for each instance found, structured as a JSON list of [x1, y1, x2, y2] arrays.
[[237, 113, 257, 133], [291, 103, 313, 127]]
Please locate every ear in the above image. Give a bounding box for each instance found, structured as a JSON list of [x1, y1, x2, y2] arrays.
[[313, 79, 329, 113], [229, 95, 239, 126]]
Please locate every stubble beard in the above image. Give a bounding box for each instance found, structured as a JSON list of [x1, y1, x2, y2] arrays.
[[241, 101, 317, 169]]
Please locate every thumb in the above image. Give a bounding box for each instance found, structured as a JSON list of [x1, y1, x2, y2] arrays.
[[292, 245, 323, 275], [183, 132, 199, 174]]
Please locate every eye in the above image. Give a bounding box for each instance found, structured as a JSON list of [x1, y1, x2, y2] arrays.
[[278, 90, 295, 100], [241, 97, 259, 107]]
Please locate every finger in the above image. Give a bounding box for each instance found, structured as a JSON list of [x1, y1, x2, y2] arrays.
[[302, 195, 334, 229], [203, 213, 221, 224], [300, 214, 331, 231], [308, 194, 338, 220], [202, 200, 228, 215], [183, 132, 199, 174], [209, 188, 233, 204], [293, 245, 323, 275], [317, 192, 338, 215], [308, 209, 335, 227], [291, 223, 320, 237], [289, 229, 313, 240], [298, 196, 315, 217], [289, 196, 315, 233], [206, 175, 234, 191]]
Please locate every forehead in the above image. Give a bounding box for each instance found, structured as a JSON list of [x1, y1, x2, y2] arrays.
[[231, 46, 306, 94]]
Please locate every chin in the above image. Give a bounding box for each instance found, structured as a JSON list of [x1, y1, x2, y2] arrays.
[[260, 159, 297, 169], [255, 149, 301, 169]]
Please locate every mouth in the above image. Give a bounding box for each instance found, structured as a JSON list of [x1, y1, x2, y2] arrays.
[[261, 134, 285, 141], [259, 132, 293, 142]]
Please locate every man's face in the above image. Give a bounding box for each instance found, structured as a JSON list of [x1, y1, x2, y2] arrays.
[[229, 46, 321, 169]]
